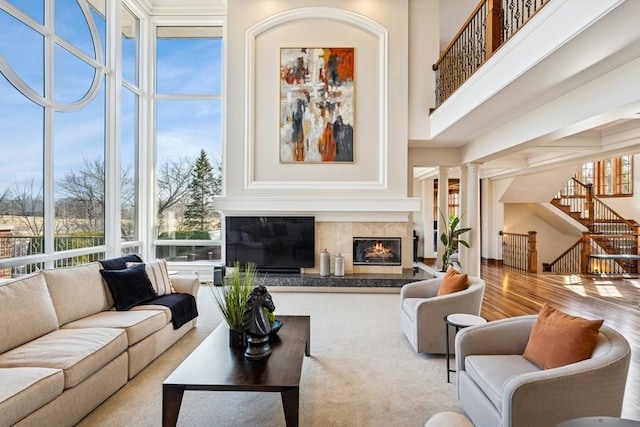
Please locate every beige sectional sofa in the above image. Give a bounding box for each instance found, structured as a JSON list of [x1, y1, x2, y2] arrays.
[[0, 261, 200, 427]]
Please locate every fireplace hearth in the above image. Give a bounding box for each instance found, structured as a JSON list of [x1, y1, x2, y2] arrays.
[[353, 237, 401, 266]]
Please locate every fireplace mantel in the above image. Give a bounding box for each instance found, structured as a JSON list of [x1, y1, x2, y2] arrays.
[[215, 196, 420, 222]]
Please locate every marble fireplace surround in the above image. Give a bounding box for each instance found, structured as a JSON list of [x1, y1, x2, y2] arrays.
[[310, 221, 413, 275]]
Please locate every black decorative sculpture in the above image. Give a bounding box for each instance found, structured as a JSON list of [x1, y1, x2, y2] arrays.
[[242, 285, 275, 360]]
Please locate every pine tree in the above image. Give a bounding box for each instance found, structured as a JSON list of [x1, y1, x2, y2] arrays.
[[183, 149, 217, 231]]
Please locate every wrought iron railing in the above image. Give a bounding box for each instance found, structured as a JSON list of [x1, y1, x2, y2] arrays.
[[543, 238, 581, 274], [433, 0, 550, 107], [500, 230, 537, 272], [547, 178, 640, 274]]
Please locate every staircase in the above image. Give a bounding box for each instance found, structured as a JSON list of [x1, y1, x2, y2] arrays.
[[545, 178, 640, 275]]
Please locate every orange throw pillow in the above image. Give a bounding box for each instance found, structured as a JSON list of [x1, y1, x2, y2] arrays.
[[523, 303, 604, 369], [437, 267, 468, 296]]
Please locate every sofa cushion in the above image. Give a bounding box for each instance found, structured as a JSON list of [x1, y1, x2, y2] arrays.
[[43, 263, 112, 326], [0, 328, 127, 389], [0, 273, 59, 353], [62, 310, 167, 346], [523, 303, 604, 369], [437, 267, 468, 296], [465, 354, 540, 410], [130, 304, 172, 323], [99, 254, 143, 270], [0, 367, 64, 427], [126, 259, 174, 296], [100, 264, 158, 311]]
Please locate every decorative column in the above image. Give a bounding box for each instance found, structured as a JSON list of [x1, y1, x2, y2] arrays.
[[466, 163, 481, 277], [459, 165, 469, 271], [437, 166, 449, 271]]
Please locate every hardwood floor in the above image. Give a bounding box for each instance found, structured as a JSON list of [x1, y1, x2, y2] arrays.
[[479, 261, 640, 420]]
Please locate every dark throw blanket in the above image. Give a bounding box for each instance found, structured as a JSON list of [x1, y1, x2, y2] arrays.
[[144, 293, 198, 329]]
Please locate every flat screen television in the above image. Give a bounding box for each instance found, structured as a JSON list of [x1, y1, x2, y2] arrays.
[[225, 216, 315, 273]]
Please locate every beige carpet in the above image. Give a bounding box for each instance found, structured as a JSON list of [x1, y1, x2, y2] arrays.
[[77, 286, 462, 427]]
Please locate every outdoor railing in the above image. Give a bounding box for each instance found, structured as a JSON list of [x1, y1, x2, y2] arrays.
[[433, 0, 550, 107], [500, 230, 537, 273], [0, 235, 106, 278]]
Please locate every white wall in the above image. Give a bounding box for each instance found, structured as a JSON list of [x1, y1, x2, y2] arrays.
[[224, 0, 413, 202], [503, 203, 581, 272]]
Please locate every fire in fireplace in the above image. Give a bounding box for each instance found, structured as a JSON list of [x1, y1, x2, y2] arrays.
[[353, 237, 401, 266]]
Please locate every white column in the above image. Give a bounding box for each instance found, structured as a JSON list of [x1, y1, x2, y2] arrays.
[[467, 163, 481, 277], [422, 178, 435, 263], [459, 165, 469, 271], [437, 166, 449, 271]]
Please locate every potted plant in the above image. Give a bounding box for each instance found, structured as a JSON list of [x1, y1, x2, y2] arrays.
[[439, 210, 471, 271], [211, 262, 257, 347]]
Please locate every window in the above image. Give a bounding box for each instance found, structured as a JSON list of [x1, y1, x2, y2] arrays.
[[121, 5, 140, 246], [153, 26, 223, 263], [0, 0, 108, 277], [576, 155, 633, 197]]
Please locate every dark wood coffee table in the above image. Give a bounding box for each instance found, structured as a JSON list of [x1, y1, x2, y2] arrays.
[[162, 315, 310, 427]]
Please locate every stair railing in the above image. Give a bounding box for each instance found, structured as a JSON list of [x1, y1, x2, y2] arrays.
[[500, 230, 537, 272], [542, 238, 581, 274], [549, 177, 639, 274], [433, 0, 550, 108]]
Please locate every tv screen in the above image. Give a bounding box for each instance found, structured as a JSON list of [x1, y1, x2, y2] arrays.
[[225, 216, 315, 273]]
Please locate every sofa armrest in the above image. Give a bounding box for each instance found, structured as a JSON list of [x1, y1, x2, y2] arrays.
[[505, 325, 631, 426], [170, 275, 200, 297], [455, 316, 536, 373], [400, 278, 441, 300]]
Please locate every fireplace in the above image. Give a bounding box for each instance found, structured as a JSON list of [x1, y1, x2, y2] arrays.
[[352, 237, 401, 266]]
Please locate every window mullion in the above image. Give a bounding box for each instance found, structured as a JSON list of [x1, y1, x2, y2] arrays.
[[43, 0, 56, 269]]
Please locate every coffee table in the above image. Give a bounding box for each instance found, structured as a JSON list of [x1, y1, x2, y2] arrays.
[[162, 315, 310, 427]]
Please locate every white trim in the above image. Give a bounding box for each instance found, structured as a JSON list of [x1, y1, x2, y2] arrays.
[[243, 7, 389, 190], [215, 196, 420, 222]]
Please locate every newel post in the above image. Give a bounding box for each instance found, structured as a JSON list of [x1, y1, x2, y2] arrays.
[[580, 232, 591, 274], [527, 231, 537, 273], [486, 0, 503, 57], [585, 183, 594, 229]]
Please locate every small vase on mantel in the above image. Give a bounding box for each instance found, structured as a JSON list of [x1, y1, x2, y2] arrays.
[[320, 249, 331, 277], [229, 328, 246, 349]]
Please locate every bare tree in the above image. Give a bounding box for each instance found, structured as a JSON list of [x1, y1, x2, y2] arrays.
[[0, 187, 11, 214], [156, 157, 193, 234], [11, 179, 44, 236], [57, 158, 105, 232]]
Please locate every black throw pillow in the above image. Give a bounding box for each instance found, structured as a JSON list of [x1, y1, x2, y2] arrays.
[[99, 254, 143, 271], [100, 263, 158, 311]]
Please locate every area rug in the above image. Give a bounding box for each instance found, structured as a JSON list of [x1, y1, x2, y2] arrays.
[[78, 288, 462, 427]]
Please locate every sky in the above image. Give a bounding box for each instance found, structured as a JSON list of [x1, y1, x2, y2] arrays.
[[0, 0, 223, 196]]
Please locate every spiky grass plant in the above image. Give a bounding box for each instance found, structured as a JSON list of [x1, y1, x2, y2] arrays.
[[211, 262, 257, 330]]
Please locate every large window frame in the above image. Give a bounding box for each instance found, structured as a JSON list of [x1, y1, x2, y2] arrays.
[[0, 0, 113, 276], [576, 155, 633, 197], [148, 17, 225, 268]]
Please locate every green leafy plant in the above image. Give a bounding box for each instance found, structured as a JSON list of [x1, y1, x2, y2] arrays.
[[439, 210, 471, 271], [211, 262, 257, 330], [264, 307, 276, 326]]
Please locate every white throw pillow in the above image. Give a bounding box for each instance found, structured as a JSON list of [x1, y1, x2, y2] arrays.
[[126, 259, 174, 296]]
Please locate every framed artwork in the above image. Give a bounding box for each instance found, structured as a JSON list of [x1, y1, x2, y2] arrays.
[[279, 47, 354, 163]]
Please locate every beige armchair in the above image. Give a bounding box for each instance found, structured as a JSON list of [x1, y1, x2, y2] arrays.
[[455, 315, 631, 427], [400, 276, 485, 354]]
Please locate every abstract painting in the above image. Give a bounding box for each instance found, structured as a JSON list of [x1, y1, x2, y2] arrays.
[[280, 48, 354, 163]]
